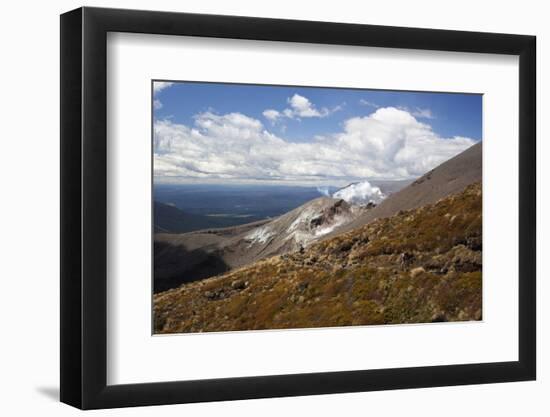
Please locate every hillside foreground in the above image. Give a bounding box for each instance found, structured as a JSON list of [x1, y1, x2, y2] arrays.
[[154, 182, 482, 334]]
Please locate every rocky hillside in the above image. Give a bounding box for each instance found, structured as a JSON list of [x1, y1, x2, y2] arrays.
[[154, 182, 482, 334], [154, 196, 371, 292]]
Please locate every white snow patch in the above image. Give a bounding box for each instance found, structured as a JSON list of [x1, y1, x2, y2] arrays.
[[287, 208, 319, 233], [313, 217, 346, 238], [245, 227, 274, 245], [286, 210, 349, 246]]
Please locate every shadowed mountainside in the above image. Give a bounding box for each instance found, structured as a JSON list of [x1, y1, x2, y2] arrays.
[[154, 201, 253, 233], [154, 182, 482, 333]]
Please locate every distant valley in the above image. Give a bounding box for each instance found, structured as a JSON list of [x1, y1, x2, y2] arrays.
[[154, 180, 412, 234]]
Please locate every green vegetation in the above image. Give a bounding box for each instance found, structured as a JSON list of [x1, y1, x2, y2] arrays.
[[154, 182, 482, 334]]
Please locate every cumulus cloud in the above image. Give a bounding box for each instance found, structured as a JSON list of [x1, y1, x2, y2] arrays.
[[153, 81, 174, 94], [152, 82, 173, 111], [154, 106, 477, 183], [282, 108, 294, 119], [262, 109, 281, 123], [264, 93, 341, 122], [287, 94, 329, 118]]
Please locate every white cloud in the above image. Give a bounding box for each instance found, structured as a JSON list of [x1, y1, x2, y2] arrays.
[[154, 107, 477, 183], [262, 109, 281, 123], [152, 82, 174, 111], [282, 108, 294, 119], [287, 94, 329, 118], [153, 81, 174, 94], [359, 99, 380, 108], [153, 99, 163, 110], [264, 93, 341, 122]]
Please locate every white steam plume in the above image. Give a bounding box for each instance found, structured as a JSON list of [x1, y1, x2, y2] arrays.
[[333, 181, 386, 205], [316, 186, 331, 197]]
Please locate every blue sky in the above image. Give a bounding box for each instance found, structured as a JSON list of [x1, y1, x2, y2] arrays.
[[154, 81, 482, 142], [153, 81, 481, 185]]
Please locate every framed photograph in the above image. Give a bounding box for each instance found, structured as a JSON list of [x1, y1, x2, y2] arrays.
[[60, 7, 536, 409]]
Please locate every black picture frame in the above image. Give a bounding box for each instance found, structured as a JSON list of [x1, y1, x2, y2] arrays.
[[60, 6, 536, 410]]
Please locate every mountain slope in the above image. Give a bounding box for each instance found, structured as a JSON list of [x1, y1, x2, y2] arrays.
[[154, 197, 369, 292], [154, 182, 482, 334]]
